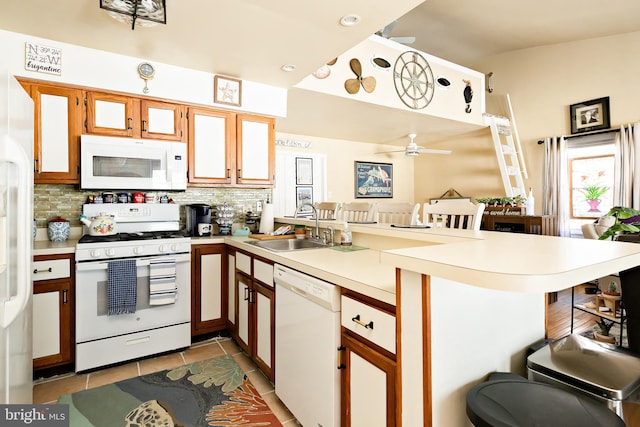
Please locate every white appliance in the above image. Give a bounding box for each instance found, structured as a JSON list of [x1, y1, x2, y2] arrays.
[[80, 134, 187, 190], [75, 203, 191, 372], [0, 69, 34, 403], [274, 264, 341, 427]]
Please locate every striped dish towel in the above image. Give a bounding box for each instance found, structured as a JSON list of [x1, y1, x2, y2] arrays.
[[107, 259, 137, 315], [149, 258, 177, 305]]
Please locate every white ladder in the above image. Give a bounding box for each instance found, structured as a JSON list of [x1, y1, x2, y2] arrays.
[[484, 113, 527, 197]]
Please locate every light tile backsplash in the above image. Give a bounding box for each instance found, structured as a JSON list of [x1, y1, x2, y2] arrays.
[[34, 184, 271, 231]]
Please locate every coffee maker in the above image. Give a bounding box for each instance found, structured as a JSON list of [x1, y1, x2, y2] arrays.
[[185, 204, 212, 237]]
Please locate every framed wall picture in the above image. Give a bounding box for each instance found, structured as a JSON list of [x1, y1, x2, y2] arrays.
[[569, 96, 610, 134], [354, 161, 393, 198], [295, 157, 313, 185], [214, 75, 242, 106], [296, 186, 313, 213]]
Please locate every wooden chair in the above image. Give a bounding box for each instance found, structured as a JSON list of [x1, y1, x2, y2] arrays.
[[374, 202, 420, 225], [341, 202, 375, 222], [313, 202, 340, 220], [422, 202, 486, 230]]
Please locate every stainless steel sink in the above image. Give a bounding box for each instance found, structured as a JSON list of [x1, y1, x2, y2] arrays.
[[245, 238, 328, 252]]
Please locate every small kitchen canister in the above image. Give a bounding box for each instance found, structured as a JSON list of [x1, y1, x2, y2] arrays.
[[48, 217, 70, 242]]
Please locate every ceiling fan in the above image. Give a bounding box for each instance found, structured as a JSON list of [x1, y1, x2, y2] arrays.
[[376, 134, 452, 157], [375, 21, 416, 45]]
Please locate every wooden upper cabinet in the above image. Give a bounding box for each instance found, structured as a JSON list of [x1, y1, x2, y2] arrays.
[[236, 114, 275, 186], [141, 99, 186, 141], [85, 92, 185, 141], [31, 84, 82, 184], [187, 107, 235, 185]]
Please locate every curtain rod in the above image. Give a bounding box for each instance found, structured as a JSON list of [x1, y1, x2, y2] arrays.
[[537, 128, 621, 144]]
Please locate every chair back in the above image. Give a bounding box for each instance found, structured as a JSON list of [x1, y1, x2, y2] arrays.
[[341, 202, 375, 222], [314, 202, 340, 220], [374, 202, 420, 225], [423, 202, 486, 230]]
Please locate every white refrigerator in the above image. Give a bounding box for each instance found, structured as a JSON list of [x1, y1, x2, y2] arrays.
[[0, 68, 34, 404]]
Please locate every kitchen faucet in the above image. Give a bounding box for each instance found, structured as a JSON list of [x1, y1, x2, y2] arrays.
[[294, 203, 320, 240]]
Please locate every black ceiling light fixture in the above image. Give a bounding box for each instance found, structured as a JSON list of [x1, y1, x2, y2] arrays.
[[100, 0, 167, 30]]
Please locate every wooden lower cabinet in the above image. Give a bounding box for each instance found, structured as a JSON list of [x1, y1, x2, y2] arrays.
[[191, 244, 227, 336], [340, 331, 396, 427], [32, 254, 74, 370], [233, 252, 275, 381]]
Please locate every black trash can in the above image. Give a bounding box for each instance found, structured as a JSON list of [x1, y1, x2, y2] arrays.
[[619, 264, 640, 355]]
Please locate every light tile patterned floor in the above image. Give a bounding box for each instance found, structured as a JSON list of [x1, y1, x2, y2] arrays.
[[33, 336, 299, 425]]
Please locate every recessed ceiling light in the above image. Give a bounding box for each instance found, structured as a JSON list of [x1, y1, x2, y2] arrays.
[[339, 14, 360, 27], [281, 64, 296, 72]]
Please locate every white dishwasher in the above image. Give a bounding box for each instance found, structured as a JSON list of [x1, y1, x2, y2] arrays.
[[274, 264, 341, 427]]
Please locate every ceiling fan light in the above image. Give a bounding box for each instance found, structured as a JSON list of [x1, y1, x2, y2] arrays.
[[100, 0, 166, 30], [405, 151, 419, 157]]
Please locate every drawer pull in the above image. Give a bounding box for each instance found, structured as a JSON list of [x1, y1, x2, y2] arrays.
[[352, 314, 374, 330], [33, 267, 52, 274], [337, 345, 346, 370]]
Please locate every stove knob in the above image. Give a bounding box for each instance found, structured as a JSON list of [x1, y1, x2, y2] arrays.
[[159, 244, 168, 253], [90, 249, 101, 258], [105, 248, 116, 257], [171, 244, 180, 252], [134, 246, 143, 255]]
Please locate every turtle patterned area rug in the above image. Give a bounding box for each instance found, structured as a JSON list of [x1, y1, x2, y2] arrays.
[[58, 355, 282, 426]]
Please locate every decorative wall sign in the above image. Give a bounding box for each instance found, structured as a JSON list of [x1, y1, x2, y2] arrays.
[[295, 157, 313, 185], [214, 75, 242, 106], [25, 42, 61, 75], [275, 138, 313, 149], [570, 97, 610, 134], [355, 161, 393, 198]]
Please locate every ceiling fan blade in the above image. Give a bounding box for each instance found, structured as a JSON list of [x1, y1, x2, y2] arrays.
[[377, 21, 397, 38], [361, 76, 376, 93], [344, 79, 360, 94], [418, 148, 452, 155], [375, 148, 408, 154], [390, 36, 416, 44]]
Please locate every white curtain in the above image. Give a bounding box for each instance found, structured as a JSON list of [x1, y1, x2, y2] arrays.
[[613, 123, 640, 209], [542, 136, 571, 236]]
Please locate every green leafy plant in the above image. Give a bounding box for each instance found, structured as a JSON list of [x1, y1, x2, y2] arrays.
[[595, 318, 615, 336], [598, 206, 640, 240], [579, 184, 608, 201]]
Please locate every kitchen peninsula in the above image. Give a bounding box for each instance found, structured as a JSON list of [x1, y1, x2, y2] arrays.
[[230, 218, 640, 426], [33, 221, 640, 426]]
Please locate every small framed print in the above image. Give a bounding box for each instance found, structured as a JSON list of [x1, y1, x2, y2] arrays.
[[295, 157, 313, 185], [296, 186, 313, 214], [355, 161, 393, 198], [214, 75, 242, 107], [570, 96, 610, 134]]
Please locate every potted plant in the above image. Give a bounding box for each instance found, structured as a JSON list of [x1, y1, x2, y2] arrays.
[[593, 318, 617, 344], [598, 206, 640, 240], [580, 184, 608, 212], [603, 281, 620, 297]]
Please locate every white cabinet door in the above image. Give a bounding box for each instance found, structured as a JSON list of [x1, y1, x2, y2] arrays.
[[350, 352, 388, 426], [200, 252, 222, 322], [227, 253, 236, 325], [236, 114, 274, 186], [33, 291, 61, 359], [236, 275, 251, 352], [255, 290, 272, 368], [188, 107, 233, 184]]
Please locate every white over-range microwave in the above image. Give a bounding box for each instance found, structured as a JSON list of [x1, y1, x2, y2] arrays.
[[80, 134, 187, 190]]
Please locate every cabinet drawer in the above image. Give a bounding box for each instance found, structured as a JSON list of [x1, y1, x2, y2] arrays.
[[341, 296, 395, 354], [236, 252, 251, 275], [253, 259, 273, 287], [32, 259, 70, 281]]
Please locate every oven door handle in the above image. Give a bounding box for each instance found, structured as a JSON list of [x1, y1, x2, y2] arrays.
[[76, 254, 190, 271]]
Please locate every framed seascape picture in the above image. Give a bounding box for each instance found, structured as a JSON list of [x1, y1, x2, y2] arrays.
[[569, 97, 610, 134], [354, 161, 393, 198], [296, 186, 313, 214], [295, 157, 313, 185]]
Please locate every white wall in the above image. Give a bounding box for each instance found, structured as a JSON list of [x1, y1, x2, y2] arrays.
[[0, 29, 287, 118], [275, 132, 416, 205]]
